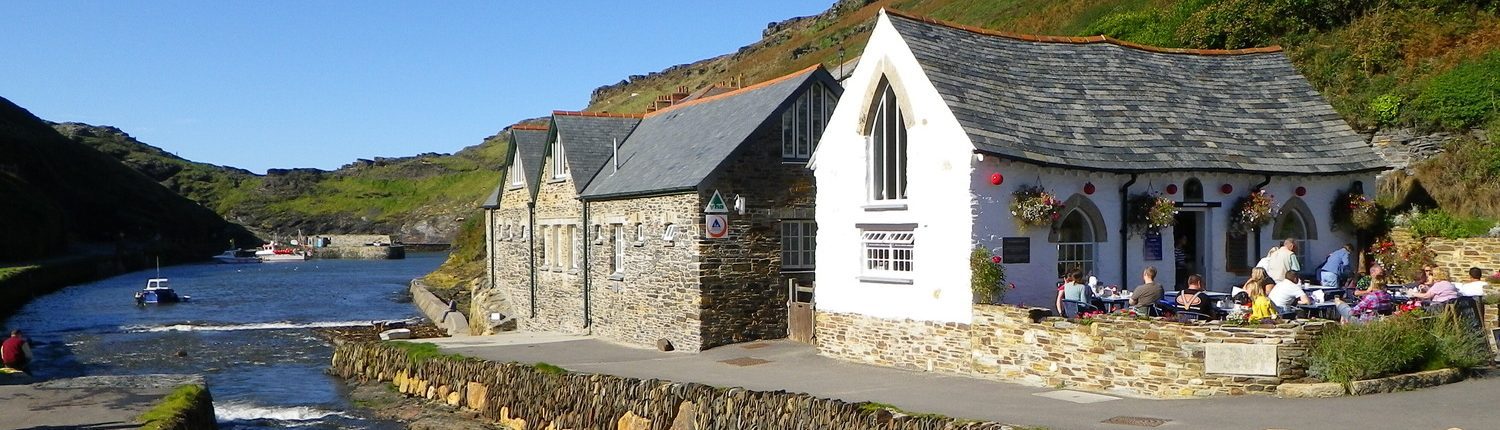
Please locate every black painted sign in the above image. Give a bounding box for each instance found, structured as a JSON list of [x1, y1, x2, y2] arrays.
[[1144, 230, 1163, 261], [1001, 237, 1030, 264]]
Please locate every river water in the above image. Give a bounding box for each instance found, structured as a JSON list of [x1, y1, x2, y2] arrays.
[[2, 252, 448, 429]]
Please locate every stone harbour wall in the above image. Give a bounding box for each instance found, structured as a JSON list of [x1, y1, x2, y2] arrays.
[[969, 305, 1325, 397], [816, 311, 973, 374], [331, 341, 1012, 430], [817, 306, 1326, 398], [587, 194, 705, 351]]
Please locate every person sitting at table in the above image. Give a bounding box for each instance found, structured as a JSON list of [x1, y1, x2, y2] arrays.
[[1249, 279, 1278, 323], [1404, 265, 1433, 291], [1458, 267, 1488, 297], [1055, 268, 1092, 316], [1352, 263, 1384, 297], [1336, 275, 1392, 323], [1268, 271, 1311, 317], [1175, 274, 1216, 320], [1233, 267, 1272, 308], [1410, 267, 1459, 304], [1129, 266, 1164, 315]]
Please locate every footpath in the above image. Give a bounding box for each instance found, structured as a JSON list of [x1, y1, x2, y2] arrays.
[[423, 333, 1497, 430], [0, 374, 200, 429]]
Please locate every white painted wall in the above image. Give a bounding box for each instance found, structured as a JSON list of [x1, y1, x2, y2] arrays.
[[813, 12, 977, 324]]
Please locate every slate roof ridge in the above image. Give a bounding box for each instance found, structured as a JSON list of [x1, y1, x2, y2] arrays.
[[883, 8, 1282, 56], [510, 124, 550, 131], [552, 110, 645, 119], [645, 64, 822, 117]]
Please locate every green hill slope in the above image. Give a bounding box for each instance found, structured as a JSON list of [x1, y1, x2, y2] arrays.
[[55, 123, 510, 244], [0, 96, 259, 262]]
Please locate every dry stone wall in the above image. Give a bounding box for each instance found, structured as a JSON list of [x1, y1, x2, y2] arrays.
[[331, 341, 1012, 430], [1391, 228, 1500, 294], [586, 194, 705, 351], [818, 305, 1326, 398]]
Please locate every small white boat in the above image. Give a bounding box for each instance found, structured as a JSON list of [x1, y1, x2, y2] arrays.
[[213, 249, 261, 264], [255, 243, 308, 262]]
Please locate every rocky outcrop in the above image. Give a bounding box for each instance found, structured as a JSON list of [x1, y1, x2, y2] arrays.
[[1370, 127, 1489, 172]]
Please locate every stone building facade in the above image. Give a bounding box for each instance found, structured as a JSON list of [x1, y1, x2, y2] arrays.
[[481, 67, 841, 351], [477, 125, 549, 335]]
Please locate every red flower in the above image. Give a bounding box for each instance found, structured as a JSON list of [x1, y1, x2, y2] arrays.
[[991, 256, 1002, 264], [1050, 212, 1061, 221]]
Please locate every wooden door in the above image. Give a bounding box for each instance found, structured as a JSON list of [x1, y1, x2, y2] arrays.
[[787, 279, 815, 343]]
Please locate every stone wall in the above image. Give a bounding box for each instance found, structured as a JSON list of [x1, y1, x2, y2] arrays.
[[411, 280, 469, 336], [309, 245, 404, 260], [816, 311, 972, 374], [529, 156, 588, 334], [696, 122, 816, 348], [817, 306, 1326, 398], [331, 341, 1010, 430], [1391, 228, 1500, 294], [587, 194, 705, 351], [969, 305, 1324, 397], [486, 185, 534, 334]]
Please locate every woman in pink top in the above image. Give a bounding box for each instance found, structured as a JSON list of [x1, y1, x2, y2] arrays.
[[1411, 267, 1460, 304]]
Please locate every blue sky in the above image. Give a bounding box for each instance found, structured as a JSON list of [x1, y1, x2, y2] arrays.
[[0, 1, 829, 173]]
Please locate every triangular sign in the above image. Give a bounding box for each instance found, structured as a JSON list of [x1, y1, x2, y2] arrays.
[[704, 191, 728, 213]]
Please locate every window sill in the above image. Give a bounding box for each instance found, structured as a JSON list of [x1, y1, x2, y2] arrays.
[[780, 158, 810, 164], [781, 269, 815, 274], [567, 269, 580, 275], [862, 203, 908, 211], [632, 241, 645, 247], [858, 276, 913, 285], [548, 177, 568, 184], [608, 273, 625, 281], [663, 241, 675, 247]]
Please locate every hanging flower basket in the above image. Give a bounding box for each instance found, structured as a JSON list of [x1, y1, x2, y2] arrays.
[[1128, 192, 1178, 235], [1332, 191, 1381, 232], [1009, 184, 1064, 230], [1230, 189, 1275, 236]]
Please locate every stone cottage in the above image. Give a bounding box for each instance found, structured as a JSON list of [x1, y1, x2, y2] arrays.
[[482, 65, 841, 351], [811, 10, 1385, 364], [476, 124, 549, 333]]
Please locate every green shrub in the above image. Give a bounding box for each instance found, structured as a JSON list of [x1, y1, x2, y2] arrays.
[[970, 247, 1008, 304], [1428, 309, 1493, 370], [1309, 312, 1431, 385], [1406, 209, 1495, 239], [1369, 93, 1403, 126], [385, 342, 468, 364], [1411, 52, 1500, 130], [533, 362, 568, 375]]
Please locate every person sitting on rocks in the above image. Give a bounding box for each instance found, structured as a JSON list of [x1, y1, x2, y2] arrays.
[[2, 329, 32, 372]]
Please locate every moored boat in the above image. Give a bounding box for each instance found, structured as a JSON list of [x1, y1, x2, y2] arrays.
[[213, 249, 262, 264], [255, 242, 309, 262], [135, 278, 189, 304]]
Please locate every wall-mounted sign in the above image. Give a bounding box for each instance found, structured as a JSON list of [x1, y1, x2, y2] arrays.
[[1144, 230, 1163, 261], [1001, 237, 1030, 264], [704, 215, 728, 239], [704, 191, 728, 214]]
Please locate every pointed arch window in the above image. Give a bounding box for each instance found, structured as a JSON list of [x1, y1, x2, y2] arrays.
[[1274, 201, 1315, 266], [782, 83, 836, 160], [867, 79, 907, 201], [1055, 209, 1098, 278]]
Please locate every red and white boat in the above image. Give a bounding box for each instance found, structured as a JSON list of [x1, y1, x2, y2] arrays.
[[255, 242, 309, 262]]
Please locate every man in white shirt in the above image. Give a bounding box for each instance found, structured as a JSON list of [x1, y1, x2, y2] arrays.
[[1458, 267, 1489, 297], [1255, 246, 1279, 270], [1265, 239, 1301, 283], [1268, 271, 1311, 316]]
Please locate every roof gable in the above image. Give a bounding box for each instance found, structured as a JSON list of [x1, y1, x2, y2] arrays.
[[549, 112, 641, 194], [883, 10, 1385, 175], [581, 66, 838, 199], [511, 126, 550, 197]]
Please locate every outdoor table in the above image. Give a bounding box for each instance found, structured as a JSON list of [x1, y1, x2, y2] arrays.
[[1298, 302, 1339, 320], [1098, 296, 1131, 312]]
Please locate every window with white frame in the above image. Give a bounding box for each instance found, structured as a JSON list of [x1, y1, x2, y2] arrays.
[[782, 83, 836, 160], [568, 225, 580, 270], [633, 223, 645, 246], [781, 220, 816, 270], [1274, 209, 1310, 269], [868, 79, 908, 201], [610, 225, 625, 275], [542, 225, 554, 269], [558, 225, 573, 271], [508, 155, 524, 188], [861, 229, 914, 276], [1055, 210, 1097, 277], [550, 135, 569, 179], [661, 223, 679, 243], [592, 224, 603, 245]]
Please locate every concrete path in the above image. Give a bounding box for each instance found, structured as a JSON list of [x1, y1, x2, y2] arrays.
[[422, 333, 1498, 430], [0, 374, 200, 430]]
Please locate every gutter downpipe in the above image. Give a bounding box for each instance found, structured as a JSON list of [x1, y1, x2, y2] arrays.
[[1119, 174, 1138, 285], [1251, 175, 1272, 258], [582, 200, 592, 328], [528, 202, 537, 319]]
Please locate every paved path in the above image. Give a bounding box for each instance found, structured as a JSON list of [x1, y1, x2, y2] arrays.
[[0, 374, 199, 430], [423, 333, 1498, 430]]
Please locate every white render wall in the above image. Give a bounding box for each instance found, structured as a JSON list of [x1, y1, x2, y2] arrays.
[[813, 13, 977, 324]]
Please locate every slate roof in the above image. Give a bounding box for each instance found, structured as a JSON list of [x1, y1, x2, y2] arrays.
[[480, 183, 502, 208], [581, 65, 838, 199], [885, 11, 1386, 175], [512, 126, 550, 197], [549, 112, 642, 194]]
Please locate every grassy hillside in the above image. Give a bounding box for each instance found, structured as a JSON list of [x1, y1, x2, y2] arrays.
[[58, 123, 510, 243], [0, 97, 259, 263]]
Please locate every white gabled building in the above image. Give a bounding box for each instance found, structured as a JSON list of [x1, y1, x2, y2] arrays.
[[811, 9, 1385, 354]]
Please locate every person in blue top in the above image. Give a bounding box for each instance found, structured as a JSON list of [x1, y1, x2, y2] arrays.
[[1318, 243, 1353, 287], [1055, 268, 1090, 316]]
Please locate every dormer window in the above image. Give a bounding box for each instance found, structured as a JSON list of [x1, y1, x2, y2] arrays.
[[551, 135, 569, 179], [782, 83, 836, 160], [508, 154, 524, 188], [868, 78, 907, 201]]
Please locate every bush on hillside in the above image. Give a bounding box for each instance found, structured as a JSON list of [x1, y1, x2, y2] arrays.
[[1411, 52, 1500, 130], [1401, 208, 1496, 239]]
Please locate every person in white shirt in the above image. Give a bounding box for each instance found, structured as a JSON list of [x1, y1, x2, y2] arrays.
[[1268, 271, 1311, 316], [1265, 239, 1301, 283], [1458, 267, 1488, 297], [1255, 246, 1279, 270]]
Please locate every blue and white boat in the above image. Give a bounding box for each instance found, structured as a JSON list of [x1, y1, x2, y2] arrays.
[[135, 278, 189, 304]]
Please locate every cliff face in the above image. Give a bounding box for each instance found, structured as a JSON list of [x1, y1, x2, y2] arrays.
[[0, 96, 259, 262], [54, 123, 509, 244]]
